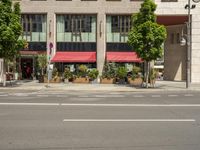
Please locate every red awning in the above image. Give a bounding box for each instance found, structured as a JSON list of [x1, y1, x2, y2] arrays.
[[106, 52, 142, 63], [51, 52, 96, 63]]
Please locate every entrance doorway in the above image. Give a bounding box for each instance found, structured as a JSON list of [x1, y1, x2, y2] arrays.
[[21, 58, 33, 79]]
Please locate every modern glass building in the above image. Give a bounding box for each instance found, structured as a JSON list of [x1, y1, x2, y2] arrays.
[[15, 0, 200, 84]]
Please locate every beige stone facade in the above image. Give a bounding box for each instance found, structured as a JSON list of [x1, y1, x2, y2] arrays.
[[16, 0, 200, 84]]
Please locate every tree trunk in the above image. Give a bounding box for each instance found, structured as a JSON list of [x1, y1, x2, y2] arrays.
[[3, 59, 7, 87], [145, 61, 150, 88]]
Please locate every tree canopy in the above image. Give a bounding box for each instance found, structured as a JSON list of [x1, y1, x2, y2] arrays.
[[0, 0, 25, 60], [128, 0, 167, 62]]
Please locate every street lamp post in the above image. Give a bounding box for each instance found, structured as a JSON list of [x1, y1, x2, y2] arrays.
[[181, 0, 199, 88]]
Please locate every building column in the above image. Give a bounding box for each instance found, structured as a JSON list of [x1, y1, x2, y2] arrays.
[[191, 14, 200, 84], [97, 13, 106, 77]]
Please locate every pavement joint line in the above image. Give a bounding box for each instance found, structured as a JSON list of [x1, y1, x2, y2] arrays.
[[63, 119, 196, 122]]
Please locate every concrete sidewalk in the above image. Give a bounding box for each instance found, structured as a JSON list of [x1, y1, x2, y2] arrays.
[[0, 80, 199, 92]]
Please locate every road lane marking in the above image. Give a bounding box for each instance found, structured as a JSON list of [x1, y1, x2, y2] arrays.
[[151, 95, 161, 97], [94, 95, 125, 98], [63, 119, 196, 122], [1, 103, 200, 107], [37, 95, 48, 97], [133, 95, 144, 98], [0, 103, 59, 106], [184, 94, 194, 97], [61, 104, 200, 107], [168, 95, 178, 97], [0, 95, 8, 97]]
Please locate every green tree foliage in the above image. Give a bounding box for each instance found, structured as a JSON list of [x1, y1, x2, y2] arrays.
[[0, 0, 25, 60], [128, 0, 167, 87]]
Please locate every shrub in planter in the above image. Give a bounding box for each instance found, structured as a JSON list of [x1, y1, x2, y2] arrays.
[[88, 69, 99, 82], [64, 68, 72, 83], [116, 66, 127, 84], [78, 65, 88, 77], [72, 65, 89, 83], [128, 66, 143, 86], [101, 63, 116, 84]]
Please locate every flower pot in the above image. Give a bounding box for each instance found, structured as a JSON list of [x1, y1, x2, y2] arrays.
[[73, 77, 89, 83], [128, 77, 143, 86], [100, 78, 115, 84]]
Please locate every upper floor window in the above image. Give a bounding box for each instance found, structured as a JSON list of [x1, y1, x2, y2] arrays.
[[64, 15, 92, 33], [57, 14, 96, 42], [21, 14, 47, 42], [111, 15, 131, 33], [107, 15, 131, 43]]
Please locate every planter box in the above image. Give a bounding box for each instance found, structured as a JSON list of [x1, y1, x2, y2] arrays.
[[44, 77, 61, 83], [100, 78, 115, 84], [128, 77, 143, 86], [73, 77, 89, 83]]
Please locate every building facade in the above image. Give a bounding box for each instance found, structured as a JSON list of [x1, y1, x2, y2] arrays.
[[15, 0, 200, 84]]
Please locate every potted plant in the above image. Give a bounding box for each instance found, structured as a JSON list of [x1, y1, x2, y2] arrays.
[[37, 54, 47, 83], [73, 65, 89, 83], [100, 63, 116, 84], [149, 68, 158, 87], [116, 66, 127, 84], [64, 68, 72, 83], [128, 66, 143, 86], [88, 68, 99, 83]]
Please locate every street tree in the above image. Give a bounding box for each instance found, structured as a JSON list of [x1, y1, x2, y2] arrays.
[[128, 0, 167, 88], [0, 0, 25, 85]]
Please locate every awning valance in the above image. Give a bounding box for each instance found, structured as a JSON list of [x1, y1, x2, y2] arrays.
[[106, 52, 142, 63], [51, 52, 96, 63]]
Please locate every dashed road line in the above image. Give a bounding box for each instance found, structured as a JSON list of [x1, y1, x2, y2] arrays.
[[168, 95, 178, 97], [0, 94, 8, 97], [63, 119, 196, 122], [133, 95, 144, 98], [184, 94, 194, 97], [151, 95, 161, 98], [94, 95, 125, 98], [37, 95, 49, 97]]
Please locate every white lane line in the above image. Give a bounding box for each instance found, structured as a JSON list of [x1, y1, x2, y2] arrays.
[[79, 96, 90, 98], [63, 119, 196, 122], [61, 103, 200, 107], [151, 95, 161, 97], [168, 95, 178, 97], [1, 103, 200, 107], [133, 95, 144, 98], [0, 103, 59, 106], [184, 94, 194, 97], [57, 95, 68, 98], [94, 95, 125, 98], [37, 95, 48, 97], [11, 93, 28, 97], [0, 95, 8, 97]]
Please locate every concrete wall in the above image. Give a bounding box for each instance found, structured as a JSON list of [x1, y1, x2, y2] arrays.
[[164, 25, 186, 81], [155, 0, 200, 83]]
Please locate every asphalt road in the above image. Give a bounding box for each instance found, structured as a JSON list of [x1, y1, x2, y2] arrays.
[[0, 90, 200, 150]]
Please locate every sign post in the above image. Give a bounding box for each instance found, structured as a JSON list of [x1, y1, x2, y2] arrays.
[[46, 42, 53, 88]]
